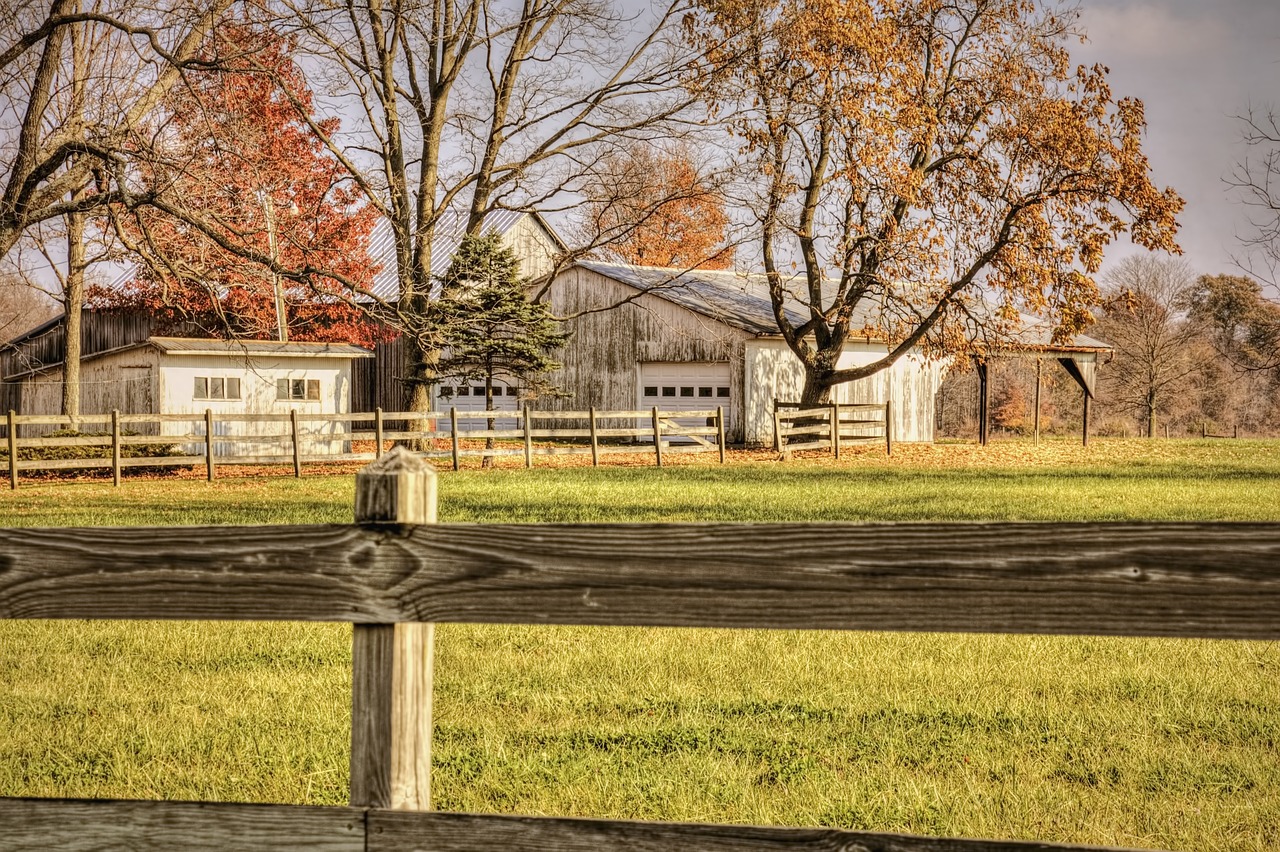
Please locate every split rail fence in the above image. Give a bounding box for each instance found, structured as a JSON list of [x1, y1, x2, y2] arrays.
[[2, 448, 1277, 850], [0, 405, 726, 488], [773, 400, 892, 458]]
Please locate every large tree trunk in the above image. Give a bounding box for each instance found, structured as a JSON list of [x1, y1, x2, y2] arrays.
[[799, 370, 833, 406], [61, 208, 85, 421]]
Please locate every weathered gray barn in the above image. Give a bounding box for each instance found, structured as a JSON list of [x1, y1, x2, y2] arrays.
[[536, 260, 1111, 445]]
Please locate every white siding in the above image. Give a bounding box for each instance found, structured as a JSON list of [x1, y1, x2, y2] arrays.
[[744, 339, 946, 444], [158, 354, 354, 456]]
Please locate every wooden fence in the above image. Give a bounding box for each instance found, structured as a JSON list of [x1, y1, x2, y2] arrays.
[[2, 448, 1277, 850], [0, 405, 726, 487], [773, 400, 892, 458]]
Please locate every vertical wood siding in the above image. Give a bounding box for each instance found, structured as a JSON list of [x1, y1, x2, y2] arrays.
[[541, 268, 753, 441]]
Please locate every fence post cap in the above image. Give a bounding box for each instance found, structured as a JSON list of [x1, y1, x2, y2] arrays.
[[356, 447, 438, 525]]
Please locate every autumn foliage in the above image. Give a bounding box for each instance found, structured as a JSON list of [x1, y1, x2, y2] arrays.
[[95, 22, 385, 347], [690, 0, 1184, 403], [584, 144, 733, 269]]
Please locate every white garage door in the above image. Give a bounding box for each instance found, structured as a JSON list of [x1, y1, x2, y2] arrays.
[[640, 362, 731, 411], [435, 379, 519, 430], [640, 362, 730, 442]]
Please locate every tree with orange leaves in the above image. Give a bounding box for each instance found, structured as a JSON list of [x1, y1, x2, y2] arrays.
[[583, 144, 733, 270], [691, 0, 1184, 403], [97, 21, 384, 347]]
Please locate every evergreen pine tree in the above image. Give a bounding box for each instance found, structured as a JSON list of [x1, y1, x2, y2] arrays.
[[435, 234, 566, 462]]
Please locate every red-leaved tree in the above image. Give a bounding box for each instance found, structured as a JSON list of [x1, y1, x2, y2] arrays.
[[95, 21, 386, 347]]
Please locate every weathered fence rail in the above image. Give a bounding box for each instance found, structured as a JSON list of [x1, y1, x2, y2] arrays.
[[0, 404, 725, 487], [773, 400, 892, 458], [2, 450, 1276, 850]]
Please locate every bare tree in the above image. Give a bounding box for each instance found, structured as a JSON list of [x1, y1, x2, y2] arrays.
[[1095, 255, 1203, 438], [244, 0, 700, 415], [1, 0, 234, 415], [1230, 108, 1280, 288]]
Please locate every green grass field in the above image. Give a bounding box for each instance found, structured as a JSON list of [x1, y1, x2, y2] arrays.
[[1, 439, 1278, 850]]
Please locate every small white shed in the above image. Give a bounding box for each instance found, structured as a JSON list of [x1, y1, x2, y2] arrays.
[[10, 337, 372, 455]]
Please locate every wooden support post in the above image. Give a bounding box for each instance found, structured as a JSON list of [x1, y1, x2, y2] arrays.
[[885, 400, 893, 457], [651, 406, 663, 467], [772, 407, 783, 454], [977, 360, 990, 446], [290, 409, 302, 477], [589, 406, 599, 467], [111, 409, 121, 488], [1234, 424, 1239, 439], [1033, 360, 1042, 446], [1082, 391, 1090, 447], [716, 406, 726, 464], [522, 405, 533, 469], [205, 409, 215, 482], [8, 409, 17, 490], [375, 407, 384, 459], [351, 447, 436, 811], [449, 407, 459, 471], [1201, 421, 1207, 439], [1165, 424, 1170, 440]]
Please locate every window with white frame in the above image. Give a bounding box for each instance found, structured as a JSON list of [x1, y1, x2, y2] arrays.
[[276, 378, 321, 401], [194, 377, 241, 400]]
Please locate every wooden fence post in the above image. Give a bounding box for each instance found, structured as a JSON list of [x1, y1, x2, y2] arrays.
[[522, 405, 533, 469], [375, 407, 384, 459], [830, 402, 841, 460], [205, 409, 215, 482], [351, 447, 436, 810], [717, 406, 726, 464], [8, 409, 17, 490], [589, 406, 599, 467], [1201, 421, 1207, 439], [1033, 360, 1042, 446], [290, 409, 302, 478], [885, 400, 893, 457], [449, 407, 460, 472], [651, 406, 663, 468], [773, 406, 783, 455], [111, 409, 121, 488]]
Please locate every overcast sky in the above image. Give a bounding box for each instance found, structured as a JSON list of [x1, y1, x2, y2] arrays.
[[1075, 0, 1280, 284]]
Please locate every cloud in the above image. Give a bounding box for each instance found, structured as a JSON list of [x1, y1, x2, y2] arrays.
[[1078, 2, 1231, 61]]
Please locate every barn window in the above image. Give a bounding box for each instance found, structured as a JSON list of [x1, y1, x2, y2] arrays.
[[276, 378, 320, 401], [662, 387, 676, 397], [717, 387, 730, 398], [698, 387, 713, 397], [456, 386, 470, 396], [194, 377, 241, 400], [680, 387, 694, 397], [644, 386, 658, 396]]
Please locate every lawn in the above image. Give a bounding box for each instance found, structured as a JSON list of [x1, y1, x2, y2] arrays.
[[1, 439, 1278, 850]]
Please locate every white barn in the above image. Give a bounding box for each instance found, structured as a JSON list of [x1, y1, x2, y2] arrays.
[[538, 261, 1109, 445]]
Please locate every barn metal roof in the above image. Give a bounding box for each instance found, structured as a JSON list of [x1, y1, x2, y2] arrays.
[[575, 260, 856, 336], [148, 337, 374, 358], [575, 260, 1113, 354], [367, 209, 565, 302]]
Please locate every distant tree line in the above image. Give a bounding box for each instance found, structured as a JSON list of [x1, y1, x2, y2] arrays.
[[939, 257, 1280, 439]]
